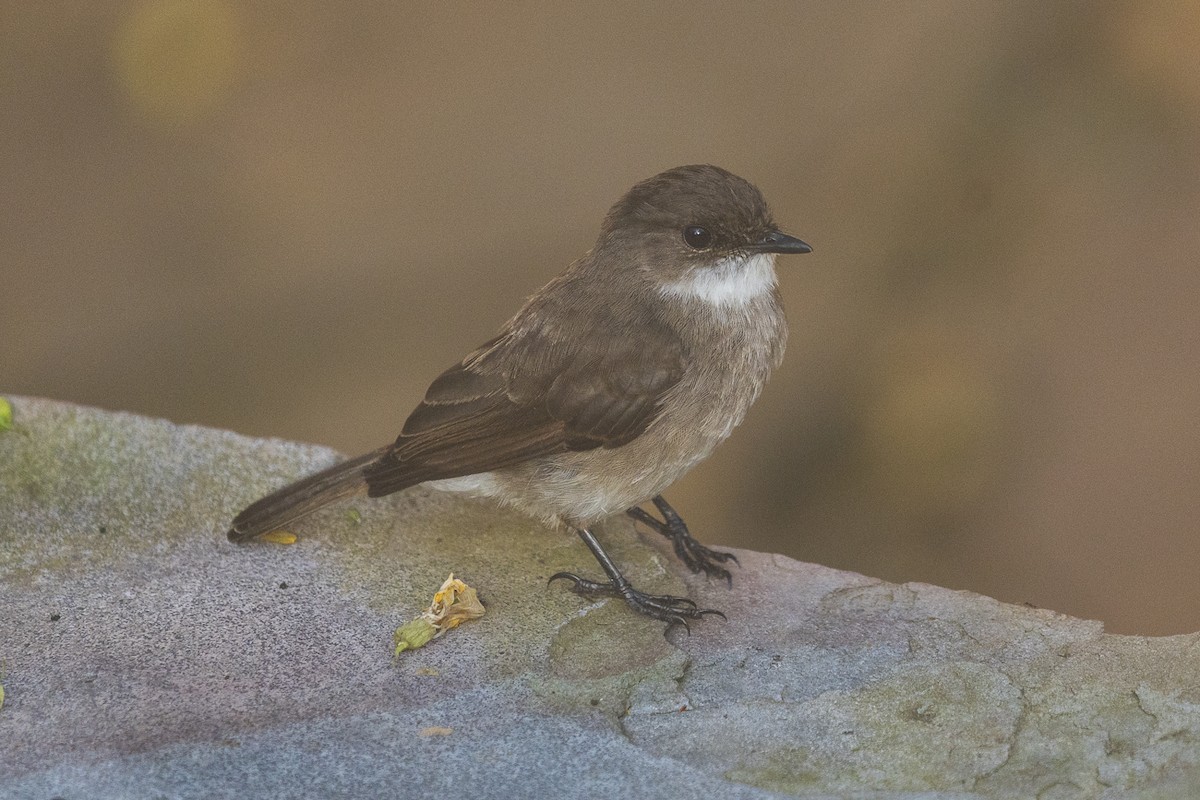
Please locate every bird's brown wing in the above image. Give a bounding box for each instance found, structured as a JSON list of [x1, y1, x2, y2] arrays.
[[362, 322, 685, 497]]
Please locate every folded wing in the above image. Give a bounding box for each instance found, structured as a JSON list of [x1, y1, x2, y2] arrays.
[[362, 319, 685, 497]]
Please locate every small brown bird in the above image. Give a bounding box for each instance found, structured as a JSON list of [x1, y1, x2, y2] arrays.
[[228, 165, 811, 629]]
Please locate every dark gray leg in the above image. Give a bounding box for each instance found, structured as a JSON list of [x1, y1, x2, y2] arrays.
[[626, 495, 739, 586], [549, 526, 724, 632]]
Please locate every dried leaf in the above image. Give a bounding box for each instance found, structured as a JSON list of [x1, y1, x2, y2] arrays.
[[393, 574, 485, 657]]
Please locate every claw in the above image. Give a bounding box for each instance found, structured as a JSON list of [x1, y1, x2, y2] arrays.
[[548, 570, 723, 631], [627, 498, 739, 586], [548, 571, 581, 587], [560, 525, 725, 634]]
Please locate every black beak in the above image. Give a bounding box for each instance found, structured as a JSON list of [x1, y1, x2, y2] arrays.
[[749, 230, 812, 255]]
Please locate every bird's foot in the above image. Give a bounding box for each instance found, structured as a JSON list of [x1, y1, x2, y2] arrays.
[[627, 499, 739, 586], [548, 572, 725, 632]]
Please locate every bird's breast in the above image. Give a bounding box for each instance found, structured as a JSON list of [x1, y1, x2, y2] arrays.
[[511, 293, 786, 525], [658, 291, 787, 454]]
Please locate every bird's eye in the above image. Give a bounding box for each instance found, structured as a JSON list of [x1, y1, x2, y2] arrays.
[[682, 226, 713, 250]]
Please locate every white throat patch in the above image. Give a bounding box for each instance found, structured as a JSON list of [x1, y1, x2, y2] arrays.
[[659, 253, 777, 307]]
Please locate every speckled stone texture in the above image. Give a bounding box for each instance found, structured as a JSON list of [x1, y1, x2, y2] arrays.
[[2, 396, 1200, 799]]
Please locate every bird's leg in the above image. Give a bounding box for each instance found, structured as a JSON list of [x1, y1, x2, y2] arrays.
[[625, 495, 739, 586], [549, 526, 724, 632]]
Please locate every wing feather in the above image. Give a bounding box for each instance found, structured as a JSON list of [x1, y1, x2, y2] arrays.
[[363, 307, 685, 497]]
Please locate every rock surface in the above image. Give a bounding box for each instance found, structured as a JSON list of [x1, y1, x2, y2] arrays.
[[1, 396, 1199, 799]]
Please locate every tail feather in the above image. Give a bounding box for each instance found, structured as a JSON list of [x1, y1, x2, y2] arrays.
[[227, 448, 388, 542]]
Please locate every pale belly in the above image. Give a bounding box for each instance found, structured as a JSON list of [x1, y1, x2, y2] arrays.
[[424, 431, 724, 527]]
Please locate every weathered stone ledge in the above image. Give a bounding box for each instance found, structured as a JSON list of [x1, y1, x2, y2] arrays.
[[1, 396, 1198, 798]]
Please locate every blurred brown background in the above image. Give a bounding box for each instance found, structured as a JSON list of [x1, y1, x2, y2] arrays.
[[3, 2, 1198, 634]]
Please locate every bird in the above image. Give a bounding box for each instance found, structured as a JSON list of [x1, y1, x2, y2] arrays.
[[228, 164, 811, 629]]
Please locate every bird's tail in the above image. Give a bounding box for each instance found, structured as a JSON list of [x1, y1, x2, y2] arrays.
[[227, 448, 388, 543]]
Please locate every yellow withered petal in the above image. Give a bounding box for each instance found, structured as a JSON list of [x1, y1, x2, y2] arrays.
[[392, 574, 486, 657]]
